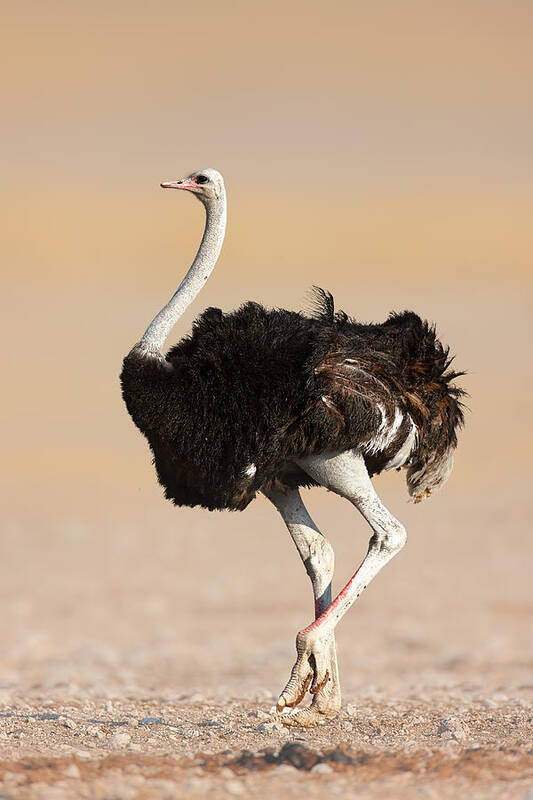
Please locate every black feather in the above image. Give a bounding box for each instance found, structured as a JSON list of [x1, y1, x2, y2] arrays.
[[121, 290, 465, 510]]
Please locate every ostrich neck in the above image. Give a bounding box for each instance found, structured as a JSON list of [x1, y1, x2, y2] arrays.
[[140, 195, 226, 353]]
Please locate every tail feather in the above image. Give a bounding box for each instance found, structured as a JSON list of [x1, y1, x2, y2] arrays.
[[307, 286, 349, 325], [407, 447, 455, 502], [308, 292, 466, 502]]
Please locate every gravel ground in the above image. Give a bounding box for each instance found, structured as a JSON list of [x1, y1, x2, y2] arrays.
[[0, 693, 532, 798], [1, 478, 532, 799]]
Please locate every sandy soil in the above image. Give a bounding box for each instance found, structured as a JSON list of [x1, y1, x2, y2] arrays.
[[1, 478, 532, 799]]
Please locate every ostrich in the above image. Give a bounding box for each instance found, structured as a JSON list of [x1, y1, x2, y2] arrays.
[[121, 168, 464, 727]]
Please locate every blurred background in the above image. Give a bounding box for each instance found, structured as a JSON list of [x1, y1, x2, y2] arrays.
[[1, 1, 531, 705]]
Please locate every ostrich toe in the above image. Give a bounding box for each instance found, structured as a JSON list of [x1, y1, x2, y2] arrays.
[[276, 629, 341, 724]]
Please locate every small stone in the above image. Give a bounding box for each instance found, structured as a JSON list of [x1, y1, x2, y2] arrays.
[[185, 777, 211, 792], [437, 716, 468, 742], [62, 764, 80, 779], [219, 768, 234, 778], [225, 779, 246, 796], [30, 786, 71, 800], [345, 704, 357, 717], [257, 721, 284, 733], [63, 718, 76, 730], [108, 732, 131, 748], [86, 725, 105, 740], [311, 763, 333, 774], [127, 775, 146, 786], [443, 738, 460, 750], [326, 748, 353, 765], [272, 764, 296, 774], [278, 742, 319, 770], [149, 780, 178, 799], [75, 750, 91, 759], [104, 785, 138, 800], [2, 772, 25, 785], [340, 721, 353, 732], [325, 782, 343, 795]]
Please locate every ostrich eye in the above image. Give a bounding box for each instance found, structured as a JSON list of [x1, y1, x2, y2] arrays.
[[196, 175, 209, 184]]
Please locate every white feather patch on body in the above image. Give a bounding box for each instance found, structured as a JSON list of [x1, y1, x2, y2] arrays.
[[244, 463, 257, 477], [364, 406, 404, 456], [384, 416, 418, 470]]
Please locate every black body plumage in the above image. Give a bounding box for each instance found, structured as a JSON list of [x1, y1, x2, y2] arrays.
[[120, 289, 464, 511]]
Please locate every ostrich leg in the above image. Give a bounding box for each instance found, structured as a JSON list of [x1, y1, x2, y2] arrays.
[[276, 449, 407, 725], [264, 487, 341, 726]]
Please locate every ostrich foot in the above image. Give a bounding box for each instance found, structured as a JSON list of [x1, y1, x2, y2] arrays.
[[276, 629, 341, 727], [279, 677, 342, 727]]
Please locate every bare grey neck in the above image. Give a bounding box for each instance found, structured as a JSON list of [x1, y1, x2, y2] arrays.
[[139, 193, 226, 354]]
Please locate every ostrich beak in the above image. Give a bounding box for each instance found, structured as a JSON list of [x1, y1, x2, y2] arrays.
[[160, 179, 197, 190]]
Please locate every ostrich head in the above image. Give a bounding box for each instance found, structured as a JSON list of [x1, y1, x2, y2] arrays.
[[160, 168, 225, 203]]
